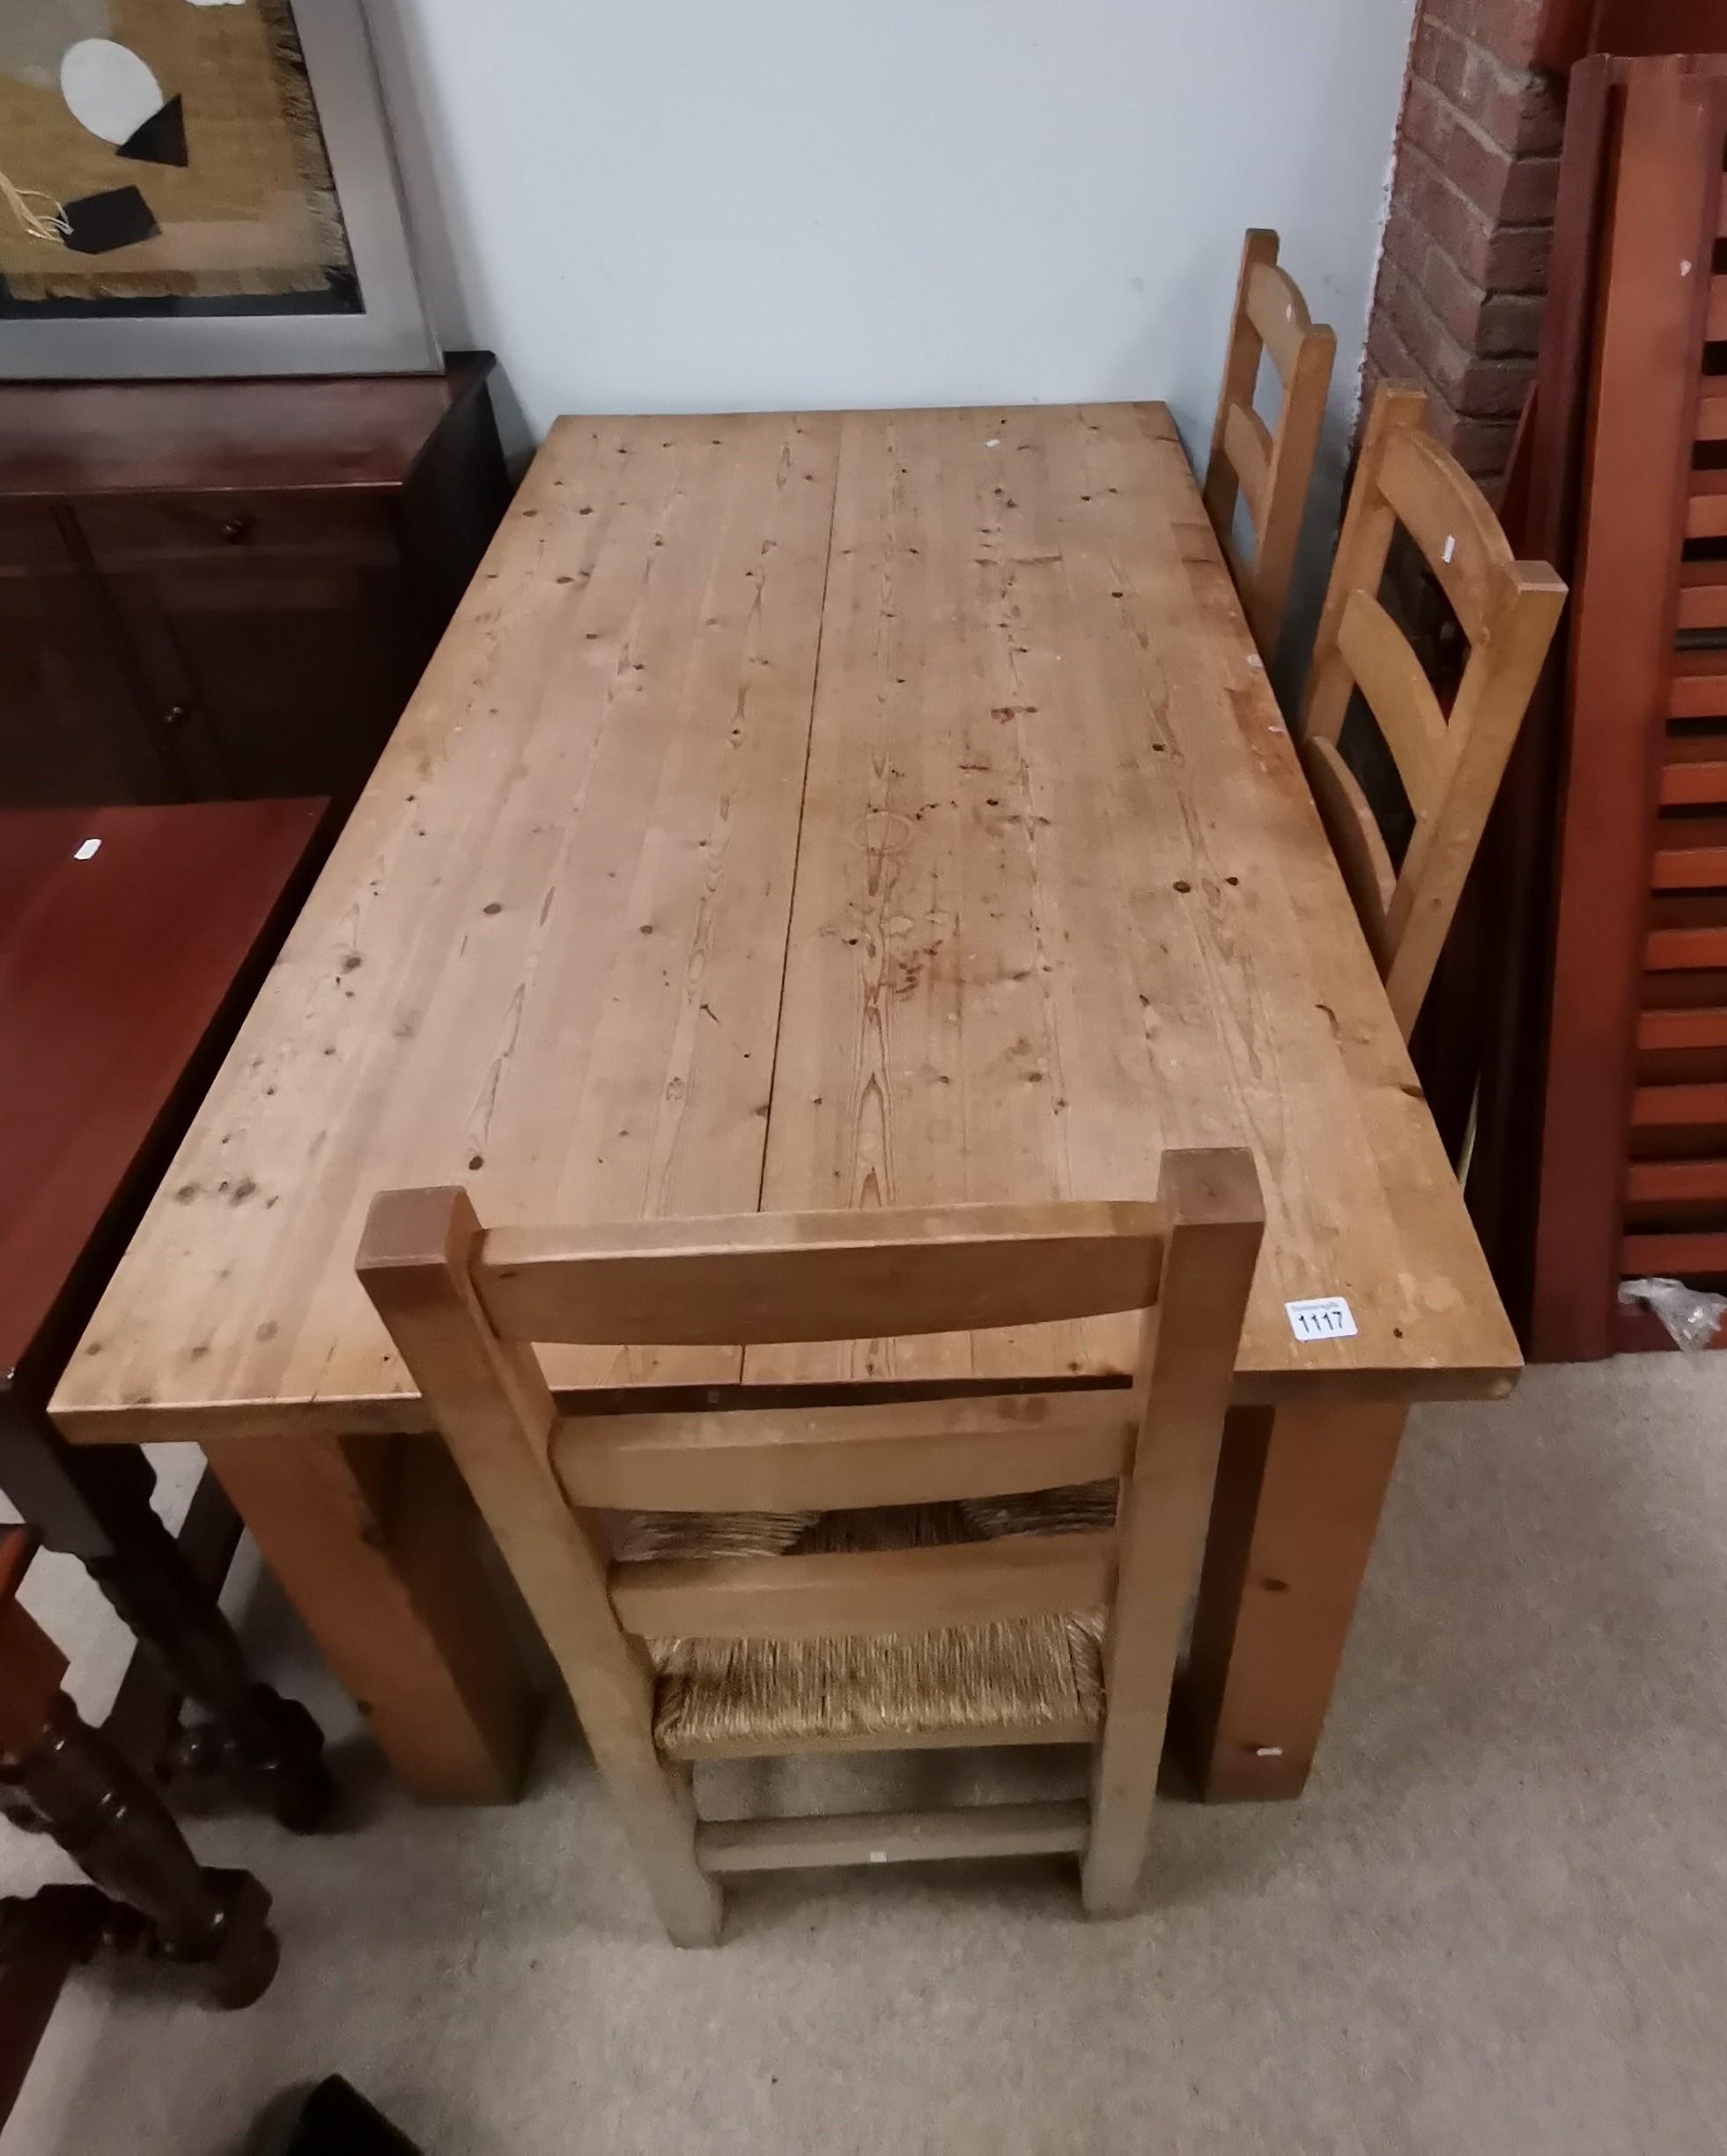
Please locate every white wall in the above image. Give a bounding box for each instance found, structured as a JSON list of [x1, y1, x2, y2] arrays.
[[368, 0, 1413, 491]]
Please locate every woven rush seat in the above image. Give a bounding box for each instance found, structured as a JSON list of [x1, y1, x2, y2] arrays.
[[609, 1485, 1118, 1760]]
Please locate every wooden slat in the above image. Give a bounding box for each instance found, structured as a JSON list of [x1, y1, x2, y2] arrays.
[[1626, 1156, 1727, 1202], [1709, 271, 1727, 342], [609, 1532, 1117, 1641], [1244, 259, 1316, 380], [1661, 734, 1727, 805], [1221, 401, 1272, 524], [661, 1708, 1098, 1761], [1677, 558, 1727, 626], [1621, 1229, 1727, 1272], [1696, 384, 1727, 441], [1647, 899, 1727, 970], [1668, 650, 1727, 717], [1652, 816, 1727, 886], [553, 1390, 1133, 1513], [1684, 484, 1727, 539], [1639, 1004, 1727, 1050], [695, 1801, 1091, 1873], [1302, 735, 1397, 944], [1376, 425, 1514, 642], [1631, 1082, 1727, 1126], [1334, 589, 1449, 803], [478, 1203, 1163, 1346]]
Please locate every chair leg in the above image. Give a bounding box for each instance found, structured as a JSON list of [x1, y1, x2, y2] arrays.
[[1080, 1719, 1164, 1917], [594, 1751, 722, 1947]]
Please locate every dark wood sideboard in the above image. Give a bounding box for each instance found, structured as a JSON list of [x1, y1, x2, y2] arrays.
[[0, 355, 509, 809]]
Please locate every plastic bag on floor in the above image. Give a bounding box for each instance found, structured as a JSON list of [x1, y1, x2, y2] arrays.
[[1618, 1276, 1727, 1351]]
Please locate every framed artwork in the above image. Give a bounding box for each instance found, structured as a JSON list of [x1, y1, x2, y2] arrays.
[[0, 0, 437, 377]]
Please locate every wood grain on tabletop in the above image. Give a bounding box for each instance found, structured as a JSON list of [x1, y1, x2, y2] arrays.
[[748, 405, 1515, 1393], [55, 413, 838, 1429], [52, 404, 1517, 1445]]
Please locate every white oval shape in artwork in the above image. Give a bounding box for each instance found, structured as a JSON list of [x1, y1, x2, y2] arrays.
[[59, 37, 164, 145]]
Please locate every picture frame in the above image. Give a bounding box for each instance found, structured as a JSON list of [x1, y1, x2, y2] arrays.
[[0, 0, 438, 379]]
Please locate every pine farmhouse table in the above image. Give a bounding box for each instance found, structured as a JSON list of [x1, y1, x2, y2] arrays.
[[50, 407, 1520, 1805]]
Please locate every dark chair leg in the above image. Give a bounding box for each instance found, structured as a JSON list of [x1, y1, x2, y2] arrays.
[[3, 1692, 279, 2010], [2, 1402, 333, 1829], [3, 1547, 278, 2017]]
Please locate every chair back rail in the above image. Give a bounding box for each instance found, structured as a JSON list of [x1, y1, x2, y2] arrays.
[[1299, 384, 1567, 1037], [1202, 229, 1337, 660]]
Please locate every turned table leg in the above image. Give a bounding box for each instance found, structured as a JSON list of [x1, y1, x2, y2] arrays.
[[204, 1431, 537, 1805], [1, 1399, 332, 1828], [1, 1539, 277, 2012], [1174, 1399, 1407, 1801]]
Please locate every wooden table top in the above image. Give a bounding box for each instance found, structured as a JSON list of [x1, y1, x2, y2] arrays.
[[52, 406, 1520, 1444], [1, 800, 326, 1399]]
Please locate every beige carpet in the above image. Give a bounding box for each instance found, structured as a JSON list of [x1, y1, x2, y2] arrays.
[[4, 1355, 1725, 2156]]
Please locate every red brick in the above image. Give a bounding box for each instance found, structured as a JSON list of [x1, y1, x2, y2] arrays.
[[1452, 128, 1558, 223], [1379, 258, 1539, 422], [1406, 16, 1465, 98], [1472, 0, 1546, 70], [1478, 68, 1563, 156], [1422, 245, 1491, 349], [1502, 155, 1560, 223], [1421, 0, 1545, 71], [1434, 410, 1520, 484], [1413, 17, 1470, 104], [1478, 288, 1546, 358], [1367, 310, 1441, 404], [1451, 352, 1535, 418], [1482, 219, 1552, 292], [1398, 145, 1500, 284], [1404, 78, 1455, 166], [1381, 202, 1433, 289]]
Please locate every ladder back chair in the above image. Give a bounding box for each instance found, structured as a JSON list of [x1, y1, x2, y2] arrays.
[[1203, 228, 1338, 661], [358, 1148, 1263, 1946], [1298, 383, 1567, 1038]]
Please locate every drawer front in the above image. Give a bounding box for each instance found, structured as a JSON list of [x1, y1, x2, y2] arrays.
[[73, 491, 400, 569], [0, 504, 74, 573]]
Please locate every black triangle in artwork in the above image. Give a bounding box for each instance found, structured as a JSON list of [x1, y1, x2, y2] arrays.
[[116, 94, 188, 169]]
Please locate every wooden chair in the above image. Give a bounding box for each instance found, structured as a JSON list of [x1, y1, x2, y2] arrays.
[[1202, 229, 1338, 660], [358, 1150, 1263, 1946], [1298, 385, 1568, 1038]]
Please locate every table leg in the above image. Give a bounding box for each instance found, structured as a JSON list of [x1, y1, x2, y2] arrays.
[[203, 1432, 537, 1805], [1, 1400, 331, 1827], [3, 1569, 277, 2013], [1174, 1399, 1406, 1801]]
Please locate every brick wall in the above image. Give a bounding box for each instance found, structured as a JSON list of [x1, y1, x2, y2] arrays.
[[1362, 0, 1567, 488]]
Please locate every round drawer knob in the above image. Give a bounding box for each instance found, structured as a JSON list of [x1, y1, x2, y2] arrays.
[[162, 703, 191, 730], [219, 516, 253, 544]]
